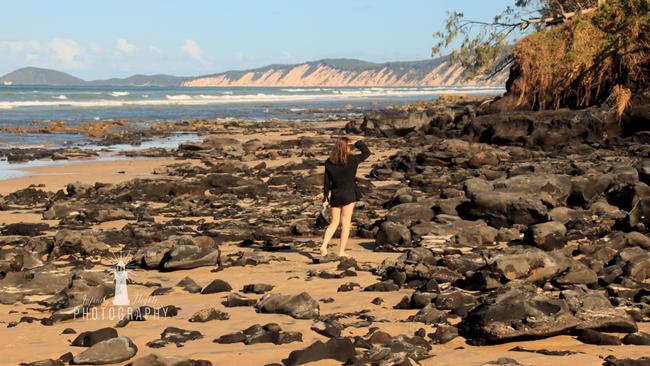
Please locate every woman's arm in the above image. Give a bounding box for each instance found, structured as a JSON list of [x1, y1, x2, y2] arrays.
[[323, 168, 331, 204], [354, 140, 371, 162]]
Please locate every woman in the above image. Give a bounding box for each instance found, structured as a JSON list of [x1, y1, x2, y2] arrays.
[[320, 137, 371, 257]]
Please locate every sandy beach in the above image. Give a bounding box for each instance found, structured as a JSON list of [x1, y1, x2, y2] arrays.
[[1, 109, 649, 366]]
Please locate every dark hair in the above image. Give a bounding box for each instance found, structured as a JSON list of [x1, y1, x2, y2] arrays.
[[329, 137, 350, 165]]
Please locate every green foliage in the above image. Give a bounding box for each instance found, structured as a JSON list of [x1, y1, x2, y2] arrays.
[[512, 0, 648, 109], [434, 0, 649, 109], [432, 0, 601, 77]]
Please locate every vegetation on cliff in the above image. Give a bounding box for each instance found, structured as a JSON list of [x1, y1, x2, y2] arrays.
[[434, 0, 649, 112]]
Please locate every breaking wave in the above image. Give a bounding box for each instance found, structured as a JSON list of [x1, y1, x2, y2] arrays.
[[0, 86, 504, 110]]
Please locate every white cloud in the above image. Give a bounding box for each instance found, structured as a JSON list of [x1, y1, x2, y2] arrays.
[[0, 38, 86, 68], [181, 39, 203, 62], [116, 39, 137, 54], [49, 38, 84, 67], [0, 40, 44, 53]]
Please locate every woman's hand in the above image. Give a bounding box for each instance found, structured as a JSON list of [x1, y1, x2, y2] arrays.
[[322, 201, 329, 209], [347, 137, 361, 146]]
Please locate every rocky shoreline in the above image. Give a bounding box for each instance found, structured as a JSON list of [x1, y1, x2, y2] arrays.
[[1, 96, 650, 365]]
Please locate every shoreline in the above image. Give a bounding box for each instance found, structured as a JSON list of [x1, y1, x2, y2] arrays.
[[1, 98, 649, 365]]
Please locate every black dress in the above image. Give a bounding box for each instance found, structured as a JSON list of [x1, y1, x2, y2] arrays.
[[323, 140, 371, 207]]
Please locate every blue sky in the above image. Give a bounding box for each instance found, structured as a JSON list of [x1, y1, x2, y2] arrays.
[[0, 0, 513, 79]]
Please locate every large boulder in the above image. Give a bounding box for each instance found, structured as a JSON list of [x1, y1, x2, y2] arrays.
[[2, 222, 49, 236], [53, 230, 110, 257], [461, 179, 549, 228], [464, 109, 609, 149], [523, 221, 567, 251], [460, 175, 573, 228], [563, 290, 637, 333], [255, 292, 319, 319], [459, 283, 579, 343], [411, 215, 497, 247], [283, 337, 356, 366], [637, 160, 650, 185], [204, 173, 267, 197], [375, 221, 412, 251], [127, 354, 213, 366], [71, 327, 119, 347], [72, 336, 138, 365], [386, 203, 434, 227], [133, 235, 219, 271], [360, 110, 433, 137], [488, 247, 571, 283]]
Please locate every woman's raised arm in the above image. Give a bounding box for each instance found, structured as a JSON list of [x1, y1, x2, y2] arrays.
[[354, 139, 371, 162]]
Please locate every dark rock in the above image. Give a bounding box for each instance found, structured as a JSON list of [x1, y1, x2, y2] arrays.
[[337, 282, 360, 292], [283, 337, 356, 366], [242, 283, 274, 294], [150, 287, 172, 296], [72, 336, 137, 365], [386, 203, 434, 226], [200, 279, 232, 294], [133, 235, 219, 271], [188, 308, 229, 322], [429, 324, 459, 344], [176, 277, 202, 293], [554, 264, 598, 286], [145, 327, 203, 348], [222, 293, 257, 307], [638, 160, 650, 185], [364, 280, 399, 292], [622, 332, 650, 345], [566, 291, 637, 333], [407, 304, 447, 325], [3, 222, 49, 236], [126, 354, 213, 366], [376, 221, 412, 250], [311, 321, 343, 338], [484, 357, 523, 366], [575, 329, 621, 345], [524, 221, 567, 250], [459, 283, 579, 344], [215, 323, 301, 345], [489, 247, 570, 283], [255, 292, 319, 319], [435, 290, 477, 315], [627, 232, 650, 250], [52, 230, 109, 256], [508, 346, 580, 356], [360, 109, 433, 137], [214, 331, 247, 344], [71, 327, 118, 347], [602, 355, 650, 366]]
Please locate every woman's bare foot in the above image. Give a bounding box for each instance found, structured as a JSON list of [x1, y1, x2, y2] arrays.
[[319, 246, 328, 256], [338, 252, 349, 258]]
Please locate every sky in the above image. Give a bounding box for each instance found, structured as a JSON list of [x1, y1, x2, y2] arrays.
[[0, 0, 514, 79]]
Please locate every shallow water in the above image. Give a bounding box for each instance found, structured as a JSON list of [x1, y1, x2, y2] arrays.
[[0, 85, 503, 147], [0, 133, 202, 180]]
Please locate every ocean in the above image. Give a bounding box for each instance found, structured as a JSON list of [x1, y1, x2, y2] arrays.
[[0, 85, 504, 148]]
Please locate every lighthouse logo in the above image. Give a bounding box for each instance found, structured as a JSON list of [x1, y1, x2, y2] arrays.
[[74, 251, 169, 320], [111, 251, 132, 306]]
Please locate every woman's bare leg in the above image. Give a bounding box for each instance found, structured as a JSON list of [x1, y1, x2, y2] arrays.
[[320, 206, 341, 256], [338, 202, 355, 256]]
